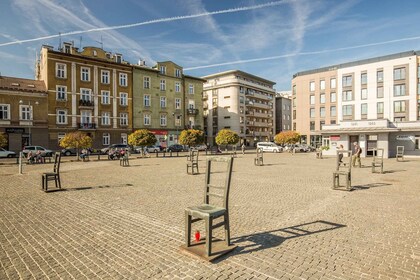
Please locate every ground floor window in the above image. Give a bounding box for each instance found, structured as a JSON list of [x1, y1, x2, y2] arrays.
[[415, 136, 420, 150], [103, 133, 110, 145], [121, 133, 127, 144]]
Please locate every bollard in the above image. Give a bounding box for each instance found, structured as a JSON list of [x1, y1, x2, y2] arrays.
[[19, 152, 23, 175]]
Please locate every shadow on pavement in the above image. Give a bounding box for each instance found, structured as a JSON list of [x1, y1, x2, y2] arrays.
[[352, 182, 392, 190], [382, 170, 406, 174], [221, 220, 346, 260], [45, 183, 134, 192]]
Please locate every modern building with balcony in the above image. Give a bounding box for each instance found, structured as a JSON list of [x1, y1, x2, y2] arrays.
[[132, 61, 205, 147], [292, 50, 420, 157], [0, 76, 48, 151], [202, 70, 276, 146], [36, 42, 133, 150]]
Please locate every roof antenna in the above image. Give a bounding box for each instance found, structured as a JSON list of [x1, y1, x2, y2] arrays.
[[95, 35, 103, 49]]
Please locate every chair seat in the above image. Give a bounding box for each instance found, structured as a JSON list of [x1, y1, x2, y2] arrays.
[[186, 204, 226, 219], [43, 172, 58, 176]]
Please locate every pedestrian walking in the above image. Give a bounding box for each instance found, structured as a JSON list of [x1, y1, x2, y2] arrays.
[[337, 144, 344, 166], [241, 143, 245, 155], [351, 142, 362, 167]]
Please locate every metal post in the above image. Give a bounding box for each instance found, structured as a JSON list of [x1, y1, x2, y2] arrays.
[[19, 152, 23, 175]]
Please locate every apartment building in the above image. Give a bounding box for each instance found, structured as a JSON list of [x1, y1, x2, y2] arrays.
[[292, 51, 420, 158], [132, 61, 205, 147], [275, 92, 292, 133], [0, 76, 48, 151], [36, 43, 133, 150], [202, 70, 276, 146]]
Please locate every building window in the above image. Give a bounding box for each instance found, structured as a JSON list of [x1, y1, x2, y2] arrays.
[[361, 88, 368, 100], [175, 82, 181, 92], [80, 88, 92, 101], [394, 67, 406, 80], [361, 73, 367, 85], [320, 94, 325, 104], [310, 121, 315, 131], [361, 103, 368, 115], [160, 96, 166, 108], [102, 112, 110, 125], [320, 107, 325, 118], [101, 70, 110, 84], [103, 133, 110, 145], [121, 133, 127, 144], [175, 69, 182, 77], [377, 87, 384, 98], [101, 91, 110, 104], [330, 78, 336, 89], [342, 90, 352, 101], [175, 98, 181, 109], [56, 109, 67, 124], [189, 84, 194, 94], [120, 92, 128, 106], [394, 84, 406, 96], [394, 117, 406, 122], [56, 86, 67, 100], [81, 67, 90, 81], [330, 92, 336, 103], [394, 101, 406, 113], [377, 102, 384, 114], [342, 75, 352, 87], [120, 113, 128, 126], [58, 132, 65, 144], [0, 104, 9, 120], [143, 76, 150, 89], [56, 63, 66, 78], [377, 70, 383, 82], [320, 80, 325, 91], [160, 114, 167, 126], [159, 66, 166, 74], [144, 114, 151, 125], [144, 95, 150, 107], [330, 106, 336, 117], [119, 73, 128, 86], [188, 100, 195, 109], [342, 105, 353, 116], [20, 105, 31, 120], [310, 95, 315, 105], [160, 79, 166, 91], [310, 108, 315, 118], [309, 81, 315, 92]]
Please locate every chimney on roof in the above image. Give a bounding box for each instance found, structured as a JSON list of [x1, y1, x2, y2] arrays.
[[138, 59, 146, 66]]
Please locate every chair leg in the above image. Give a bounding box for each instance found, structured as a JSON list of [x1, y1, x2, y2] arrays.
[[224, 212, 231, 246], [206, 217, 212, 256], [185, 211, 191, 247], [42, 175, 45, 191], [57, 175, 61, 189]]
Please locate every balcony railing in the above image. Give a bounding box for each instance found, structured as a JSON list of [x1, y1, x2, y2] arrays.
[[78, 122, 96, 129], [79, 99, 94, 107], [187, 108, 199, 115]]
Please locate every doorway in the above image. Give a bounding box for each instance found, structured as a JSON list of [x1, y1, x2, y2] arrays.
[[349, 135, 359, 154]]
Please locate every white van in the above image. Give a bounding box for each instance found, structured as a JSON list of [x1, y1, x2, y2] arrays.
[[256, 142, 282, 153]]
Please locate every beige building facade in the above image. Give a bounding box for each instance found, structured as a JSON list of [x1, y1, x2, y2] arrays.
[[202, 70, 276, 147]]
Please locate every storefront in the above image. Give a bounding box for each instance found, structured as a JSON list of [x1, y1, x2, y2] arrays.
[[150, 130, 168, 148]]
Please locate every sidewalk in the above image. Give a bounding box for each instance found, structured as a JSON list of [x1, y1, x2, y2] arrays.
[[0, 153, 419, 279]]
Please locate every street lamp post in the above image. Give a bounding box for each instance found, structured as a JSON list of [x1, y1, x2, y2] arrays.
[[19, 100, 39, 146]]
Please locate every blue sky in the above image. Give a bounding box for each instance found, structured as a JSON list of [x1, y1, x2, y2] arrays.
[[1, 0, 420, 90]]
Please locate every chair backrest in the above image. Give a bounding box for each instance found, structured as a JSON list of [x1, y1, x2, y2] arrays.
[[256, 148, 263, 157], [191, 149, 199, 162], [53, 152, 61, 173], [373, 148, 384, 162], [396, 146, 404, 155], [203, 156, 234, 210]]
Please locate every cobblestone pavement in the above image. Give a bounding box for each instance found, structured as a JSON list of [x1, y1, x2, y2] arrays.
[[0, 152, 419, 279]]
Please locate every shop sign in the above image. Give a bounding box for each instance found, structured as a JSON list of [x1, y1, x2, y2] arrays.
[[5, 128, 24, 133], [396, 135, 414, 141], [150, 130, 167, 135], [330, 135, 340, 141]]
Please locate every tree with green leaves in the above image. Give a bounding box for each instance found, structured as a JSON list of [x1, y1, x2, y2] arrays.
[[179, 129, 205, 147], [59, 132, 92, 160], [274, 131, 301, 145], [0, 132, 7, 148], [128, 129, 156, 148], [215, 129, 240, 150]]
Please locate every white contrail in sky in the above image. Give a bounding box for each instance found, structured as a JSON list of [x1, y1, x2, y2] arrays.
[[184, 35, 420, 70], [0, 0, 288, 47]]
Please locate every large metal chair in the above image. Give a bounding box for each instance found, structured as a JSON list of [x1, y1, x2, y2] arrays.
[[333, 150, 352, 191], [42, 152, 62, 192], [372, 148, 384, 173], [254, 148, 263, 166], [182, 156, 236, 261], [187, 149, 199, 175], [396, 146, 404, 161]]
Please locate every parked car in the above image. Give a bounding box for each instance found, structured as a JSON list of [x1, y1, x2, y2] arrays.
[[166, 144, 185, 152], [61, 148, 77, 156], [0, 147, 16, 158], [101, 144, 132, 154], [256, 142, 282, 153], [22, 146, 54, 157], [192, 144, 207, 151]]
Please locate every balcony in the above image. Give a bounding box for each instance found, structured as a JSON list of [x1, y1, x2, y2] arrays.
[[187, 108, 199, 115], [79, 99, 94, 107], [78, 122, 96, 130]]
